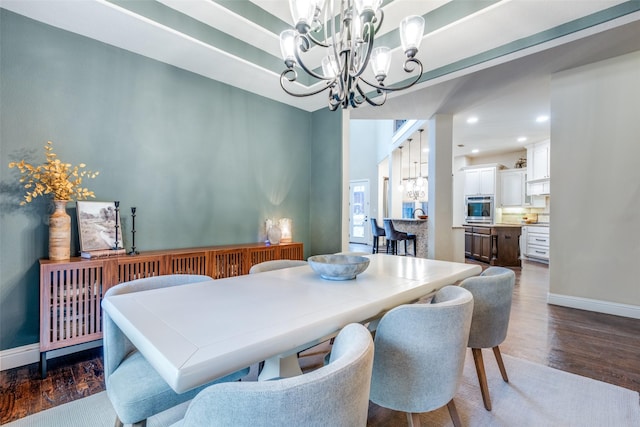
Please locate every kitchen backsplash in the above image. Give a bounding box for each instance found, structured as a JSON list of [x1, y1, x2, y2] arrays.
[[498, 199, 550, 225]]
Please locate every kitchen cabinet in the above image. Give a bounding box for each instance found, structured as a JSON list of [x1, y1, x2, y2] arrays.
[[528, 180, 551, 196], [522, 225, 549, 262], [464, 167, 497, 196], [530, 141, 550, 180], [527, 140, 550, 195], [500, 169, 525, 207], [464, 225, 521, 267]]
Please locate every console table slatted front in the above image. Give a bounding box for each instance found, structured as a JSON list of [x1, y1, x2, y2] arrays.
[[39, 242, 303, 377]]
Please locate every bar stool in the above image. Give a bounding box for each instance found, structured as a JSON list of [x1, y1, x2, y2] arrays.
[[370, 218, 386, 254], [383, 219, 417, 256]]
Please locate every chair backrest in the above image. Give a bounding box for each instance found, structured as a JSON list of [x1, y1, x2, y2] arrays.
[[371, 218, 385, 237], [102, 274, 212, 380], [369, 285, 474, 414], [174, 323, 374, 427], [459, 266, 516, 349], [248, 259, 308, 274], [383, 219, 403, 240]]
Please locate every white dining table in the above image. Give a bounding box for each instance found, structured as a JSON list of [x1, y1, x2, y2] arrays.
[[102, 253, 481, 393]]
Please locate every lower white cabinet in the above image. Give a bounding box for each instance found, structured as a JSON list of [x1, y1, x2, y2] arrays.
[[523, 225, 549, 262]]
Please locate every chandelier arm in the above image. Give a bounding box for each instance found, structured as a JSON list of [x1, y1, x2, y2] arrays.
[[354, 81, 387, 107], [293, 47, 333, 82], [350, 21, 375, 78], [306, 32, 330, 48], [349, 88, 368, 108], [280, 69, 335, 98], [372, 9, 385, 36], [359, 58, 423, 92], [328, 0, 345, 76]]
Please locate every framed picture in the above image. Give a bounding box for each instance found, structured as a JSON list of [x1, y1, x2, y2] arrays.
[[76, 201, 124, 252]]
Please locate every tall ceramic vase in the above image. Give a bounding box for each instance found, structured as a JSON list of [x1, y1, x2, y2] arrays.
[[49, 200, 71, 261]]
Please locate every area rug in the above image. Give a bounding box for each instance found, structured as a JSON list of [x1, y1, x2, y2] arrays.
[[5, 353, 639, 427]]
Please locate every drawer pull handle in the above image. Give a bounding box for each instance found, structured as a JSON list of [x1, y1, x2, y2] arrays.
[[535, 239, 546, 242], [535, 250, 546, 254]]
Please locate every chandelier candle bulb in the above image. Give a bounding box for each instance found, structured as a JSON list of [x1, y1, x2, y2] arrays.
[[280, 29, 297, 67], [400, 15, 425, 56], [370, 47, 391, 80]]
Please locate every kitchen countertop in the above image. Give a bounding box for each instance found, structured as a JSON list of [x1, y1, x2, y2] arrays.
[[462, 223, 523, 228], [387, 218, 428, 222]]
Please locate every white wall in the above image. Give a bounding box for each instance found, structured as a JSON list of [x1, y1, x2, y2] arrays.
[[549, 50, 640, 318], [349, 119, 393, 224]]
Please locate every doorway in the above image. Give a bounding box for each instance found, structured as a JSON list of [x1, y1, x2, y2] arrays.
[[349, 180, 370, 245]]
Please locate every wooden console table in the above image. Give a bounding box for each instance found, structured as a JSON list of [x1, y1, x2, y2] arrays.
[[38, 242, 303, 377]]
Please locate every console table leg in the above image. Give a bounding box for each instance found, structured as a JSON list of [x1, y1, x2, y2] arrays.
[[40, 352, 47, 379]]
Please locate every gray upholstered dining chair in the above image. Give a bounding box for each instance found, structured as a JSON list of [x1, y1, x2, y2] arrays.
[[383, 219, 416, 256], [103, 274, 250, 427], [248, 259, 308, 274], [369, 285, 474, 427], [459, 266, 516, 411], [169, 322, 374, 427], [370, 218, 386, 253]]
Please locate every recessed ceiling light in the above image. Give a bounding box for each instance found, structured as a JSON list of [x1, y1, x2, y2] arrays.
[[536, 115, 549, 123], [466, 117, 478, 124], [517, 136, 527, 142], [471, 149, 479, 154]]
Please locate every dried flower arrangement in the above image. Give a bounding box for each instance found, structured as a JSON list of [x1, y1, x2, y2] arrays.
[[8, 141, 99, 205]]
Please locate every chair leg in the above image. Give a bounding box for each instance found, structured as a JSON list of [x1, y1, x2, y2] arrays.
[[493, 346, 509, 382], [406, 412, 421, 427], [372, 237, 377, 254], [404, 239, 408, 255], [114, 417, 124, 427], [447, 399, 463, 427], [133, 421, 147, 427], [413, 239, 417, 256], [471, 347, 492, 411]]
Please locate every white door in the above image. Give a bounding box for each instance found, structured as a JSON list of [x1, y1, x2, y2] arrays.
[[349, 180, 370, 245]]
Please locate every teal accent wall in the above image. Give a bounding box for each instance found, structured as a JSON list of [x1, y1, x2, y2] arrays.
[[0, 10, 342, 351], [309, 108, 343, 256]]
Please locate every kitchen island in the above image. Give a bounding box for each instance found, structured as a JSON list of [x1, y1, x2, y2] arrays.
[[387, 218, 428, 258], [463, 224, 521, 267]]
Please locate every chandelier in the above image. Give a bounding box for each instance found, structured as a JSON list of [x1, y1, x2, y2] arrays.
[[405, 129, 426, 201], [279, 0, 425, 110]]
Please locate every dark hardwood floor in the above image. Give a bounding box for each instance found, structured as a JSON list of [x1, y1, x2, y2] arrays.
[[2, 258, 639, 425]]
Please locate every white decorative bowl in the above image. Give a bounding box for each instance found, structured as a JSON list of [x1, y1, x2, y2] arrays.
[[307, 254, 370, 281]]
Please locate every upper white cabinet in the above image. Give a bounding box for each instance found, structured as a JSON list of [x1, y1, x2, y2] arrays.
[[464, 166, 497, 196], [530, 141, 550, 180], [500, 169, 525, 207], [527, 140, 550, 195]]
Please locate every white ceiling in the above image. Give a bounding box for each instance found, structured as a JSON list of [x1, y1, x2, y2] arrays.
[[2, 0, 639, 159]]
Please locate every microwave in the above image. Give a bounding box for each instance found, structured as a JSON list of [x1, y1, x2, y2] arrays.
[[465, 195, 494, 224]]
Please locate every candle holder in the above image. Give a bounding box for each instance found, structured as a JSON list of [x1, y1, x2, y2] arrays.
[[128, 207, 139, 255], [113, 201, 120, 250]]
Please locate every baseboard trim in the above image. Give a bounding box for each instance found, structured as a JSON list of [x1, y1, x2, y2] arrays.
[[548, 293, 640, 319], [1, 340, 103, 371], [0, 343, 39, 371]]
